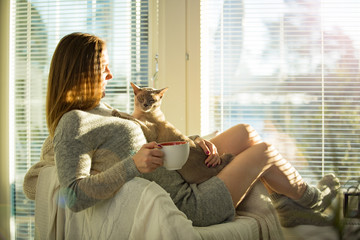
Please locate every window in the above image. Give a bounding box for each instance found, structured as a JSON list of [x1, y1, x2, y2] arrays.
[[200, 0, 360, 184], [10, 0, 150, 238]]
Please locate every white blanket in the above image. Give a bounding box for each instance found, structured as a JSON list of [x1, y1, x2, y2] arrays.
[[236, 181, 284, 240], [35, 166, 200, 239], [35, 166, 282, 240], [129, 179, 200, 240]]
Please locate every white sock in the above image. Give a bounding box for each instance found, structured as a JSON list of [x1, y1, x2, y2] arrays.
[[270, 194, 332, 227], [313, 173, 341, 212], [295, 174, 340, 211]]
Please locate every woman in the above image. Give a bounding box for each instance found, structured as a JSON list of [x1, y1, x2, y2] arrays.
[[23, 32, 340, 227]]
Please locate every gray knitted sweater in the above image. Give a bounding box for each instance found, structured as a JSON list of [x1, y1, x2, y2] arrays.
[[24, 102, 235, 226], [53, 103, 144, 212]]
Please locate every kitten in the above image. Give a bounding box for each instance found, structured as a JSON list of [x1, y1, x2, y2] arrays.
[[112, 82, 233, 184]]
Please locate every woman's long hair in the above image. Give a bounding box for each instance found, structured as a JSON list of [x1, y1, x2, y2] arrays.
[[46, 32, 106, 137]]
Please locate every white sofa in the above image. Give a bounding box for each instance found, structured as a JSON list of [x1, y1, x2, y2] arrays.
[[35, 166, 284, 240]]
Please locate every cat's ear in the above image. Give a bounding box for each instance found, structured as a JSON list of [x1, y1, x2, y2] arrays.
[[159, 87, 169, 98], [130, 82, 141, 95]]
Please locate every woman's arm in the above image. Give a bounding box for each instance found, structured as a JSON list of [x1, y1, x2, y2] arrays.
[[55, 136, 140, 212], [53, 110, 141, 212], [54, 110, 164, 212]]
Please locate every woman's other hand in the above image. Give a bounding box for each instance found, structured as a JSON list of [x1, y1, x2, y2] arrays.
[[133, 142, 164, 173], [194, 137, 221, 167]]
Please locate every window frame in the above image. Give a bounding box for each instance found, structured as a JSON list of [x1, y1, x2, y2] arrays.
[[0, 0, 11, 239], [157, 0, 201, 136]]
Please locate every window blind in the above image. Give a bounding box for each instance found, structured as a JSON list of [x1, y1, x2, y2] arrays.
[[200, 0, 360, 185], [10, 0, 150, 239]]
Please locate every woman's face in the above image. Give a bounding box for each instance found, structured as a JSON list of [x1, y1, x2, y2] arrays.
[[101, 48, 113, 98]]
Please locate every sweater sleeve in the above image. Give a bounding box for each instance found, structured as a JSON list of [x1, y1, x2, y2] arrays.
[[54, 112, 141, 212]]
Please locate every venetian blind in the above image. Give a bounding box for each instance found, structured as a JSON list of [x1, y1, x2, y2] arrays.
[[10, 0, 150, 239], [200, 0, 360, 185]]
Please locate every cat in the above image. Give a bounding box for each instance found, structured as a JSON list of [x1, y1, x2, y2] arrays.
[[112, 82, 233, 184]]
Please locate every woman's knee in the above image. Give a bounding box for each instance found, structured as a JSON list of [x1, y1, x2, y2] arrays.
[[233, 123, 251, 134], [255, 142, 284, 166], [245, 142, 276, 166], [211, 123, 263, 155], [253, 141, 271, 152], [234, 123, 262, 144]]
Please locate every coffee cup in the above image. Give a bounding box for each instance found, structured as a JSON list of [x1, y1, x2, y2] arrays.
[[159, 141, 189, 170]]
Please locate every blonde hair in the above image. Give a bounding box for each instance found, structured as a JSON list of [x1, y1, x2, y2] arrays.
[[46, 32, 106, 137]]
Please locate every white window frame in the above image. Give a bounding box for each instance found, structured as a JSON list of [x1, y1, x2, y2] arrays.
[[0, 0, 11, 239]]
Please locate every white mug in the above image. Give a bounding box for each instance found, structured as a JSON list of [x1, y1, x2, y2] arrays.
[[159, 141, 189, 170]]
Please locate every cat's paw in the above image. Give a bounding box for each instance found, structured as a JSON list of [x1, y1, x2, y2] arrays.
[[112, 109, 131, 119], [111, 109, 121, 117]]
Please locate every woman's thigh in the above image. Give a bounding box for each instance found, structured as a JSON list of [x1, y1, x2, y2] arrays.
[[217, 142, 272, 206], [210, 124, 262, 156]]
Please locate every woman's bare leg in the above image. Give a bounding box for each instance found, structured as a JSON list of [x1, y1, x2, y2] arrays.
[[210, 124, 262, 155], [216, 141, 307, 206], [211, 124, 340, 227], [211, 124, 338, 205], [211, 124, 306, 205]]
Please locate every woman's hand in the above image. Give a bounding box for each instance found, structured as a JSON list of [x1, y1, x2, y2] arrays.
[[194, 137, 221, 167], [132, 142, 164, 173]]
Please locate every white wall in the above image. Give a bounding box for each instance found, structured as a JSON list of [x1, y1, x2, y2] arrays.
[[157, 0, 201, 136], [0, 0, 11, 239]]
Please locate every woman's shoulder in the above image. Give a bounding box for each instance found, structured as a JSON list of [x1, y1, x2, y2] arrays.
[[55, 109, 90, 139], [59, 103, 112, 125], [57, 106, 140, 137], [59, 109, 90, 125]]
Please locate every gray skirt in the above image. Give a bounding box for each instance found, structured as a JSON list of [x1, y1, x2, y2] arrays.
[[141, 167, 235, 227]]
